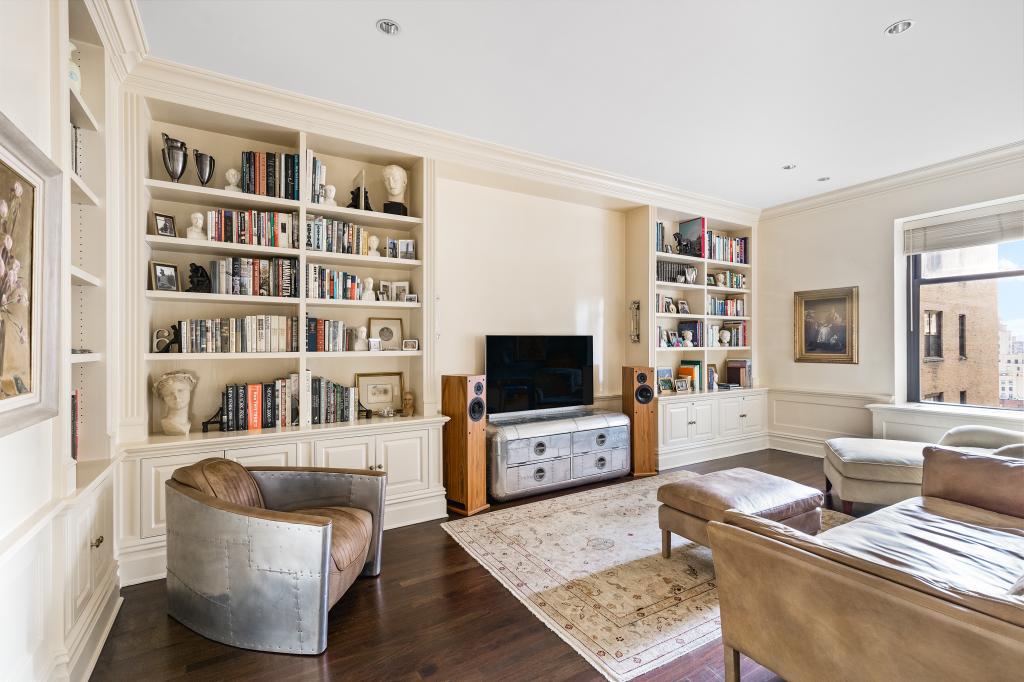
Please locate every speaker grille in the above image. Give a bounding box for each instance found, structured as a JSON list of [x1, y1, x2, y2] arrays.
[[636, 384, 654, 405], [469, 397, 485, 421]]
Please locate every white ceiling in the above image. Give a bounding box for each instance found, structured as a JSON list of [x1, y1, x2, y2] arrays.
[[136, 0, 1024, 209]]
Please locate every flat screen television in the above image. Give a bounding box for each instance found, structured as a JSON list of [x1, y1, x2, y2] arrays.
[[485, 335, 594, 414]]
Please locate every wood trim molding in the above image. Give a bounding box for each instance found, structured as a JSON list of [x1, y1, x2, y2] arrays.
[[760, 140, 1024, 222], [86, 0, 148, 82]]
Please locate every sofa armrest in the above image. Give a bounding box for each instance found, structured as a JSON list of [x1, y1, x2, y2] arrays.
[[921, 446, 1024, 518], [938, 425, 1023, 450], [248, 467, 387, 576]]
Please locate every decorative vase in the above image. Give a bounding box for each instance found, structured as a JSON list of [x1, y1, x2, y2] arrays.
[[161, 133, 188, 183], [194, 150, 215, 186], [68, 42, 82, 95]]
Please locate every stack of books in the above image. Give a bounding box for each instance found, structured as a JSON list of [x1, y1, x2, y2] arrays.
[[310, 376, 358, 425], [306, 150, 327, 204], [176, 315, 300, 353], [240, 151, 301, 199], [678, 360, 703, 390], [707, 231, 748, 264], [706, 321, 748, 347], [207, 257, 300, 297], [205, 209, 300, 248], [708, 296, 745, 316], [306, 264, 364, 300], [307, 217, 370, 254], [306, 317, 357, 352], [220, 375, 300, 431]]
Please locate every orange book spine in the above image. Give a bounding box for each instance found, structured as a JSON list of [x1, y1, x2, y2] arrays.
[[247, 383, 262, 430]]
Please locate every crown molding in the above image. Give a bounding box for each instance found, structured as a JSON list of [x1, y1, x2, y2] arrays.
[[123, 57, 760, 225], [86, 0, 148, 82], [760, 140, 1024, 222]]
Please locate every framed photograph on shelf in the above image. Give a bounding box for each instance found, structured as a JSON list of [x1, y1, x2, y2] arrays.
[[398, 239, 415, 260], [402, 339, 419, 351], [355, 371, 404, 412], [368, 337, 382, 352], [368, 317, 403, 351], [658, 377, 675, 393], [392, 281, 409, 302], [150, 262, 181, 292], [674, 377, 690, 392], [378, 280, 392, 302], [0, 111, 61, 437], [404, 293, 418, 303], [153, 212, 177, 237], [794, 286, 859, 364]]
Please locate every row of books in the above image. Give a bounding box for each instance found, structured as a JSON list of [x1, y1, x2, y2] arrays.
[[240, 151, 301, 200], [656, 261, 695, 283], [707, 321, 748, 347], [220, 376, 300, 431], [307, 150, 328, 204], [307, 217, 372, 254], [307, 317, 357, 352], [707, 231, 749, 264], [707, 296, 746, 317], [207, 257, 300, 297], [711, 271, 745, 289], [310, 376, 358, 425], [307, 264, 365, 300], [664, 359, 753, 392], [204, 209, 300, 248], [177, 315, 301, 354], [70, 390, 80, 460]]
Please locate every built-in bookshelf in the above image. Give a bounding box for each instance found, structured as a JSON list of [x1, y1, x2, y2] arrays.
[[136, 101, 430, 441], [625, 205, 755, 394]]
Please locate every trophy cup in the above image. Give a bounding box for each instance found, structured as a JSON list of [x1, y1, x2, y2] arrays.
[[194, 150, 215, 187], [161, 133, 187, 183]]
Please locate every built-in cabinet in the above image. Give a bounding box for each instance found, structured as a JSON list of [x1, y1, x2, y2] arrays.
[[657, 389, 768, 468]]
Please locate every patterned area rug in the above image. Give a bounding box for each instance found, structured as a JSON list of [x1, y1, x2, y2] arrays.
[[442, 471, 851, 681]]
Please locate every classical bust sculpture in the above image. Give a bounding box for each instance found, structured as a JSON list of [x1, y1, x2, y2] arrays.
[[187, 211, 206, 240], [382, 164, 408, 216], [681, 330, 695, 347], [353, 326, 369, 351], [368, 234, 381, 258], [224, 168, 241, 192], [361, 277, 376, 301], [153, 371, 197, 435], [324, 184, 338, 207]]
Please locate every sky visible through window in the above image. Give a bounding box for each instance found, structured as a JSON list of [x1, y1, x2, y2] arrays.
[[999, 241, 1024, 340]]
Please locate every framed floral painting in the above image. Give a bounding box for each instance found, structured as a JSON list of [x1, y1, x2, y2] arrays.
[[0, 111, 61, 436]]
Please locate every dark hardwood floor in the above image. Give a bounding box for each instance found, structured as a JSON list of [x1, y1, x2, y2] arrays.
[[93, 450, 857, 682]]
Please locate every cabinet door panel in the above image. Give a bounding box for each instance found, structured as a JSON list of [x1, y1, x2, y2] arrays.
[[718, 397, 743, 438], [314, 437, 375, 470], [691, 401, 716, 442], [89, 477, 114, 589], [139, 450, 223, 539], [661, 402, 692, 447], [68, 501, 95, 628], [377, 430, 429, 498], [226, 443, 298, 467], [741, 394, 765, 434]]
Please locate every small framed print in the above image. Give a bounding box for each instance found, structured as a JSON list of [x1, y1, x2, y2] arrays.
[[378, 280, 392, 302], [392, 281, 409, 302], [355, 371, 404, 412], [674, 377, 690, 392], [403, 293, 418, 303], [149, 261, 180, 292], [153, 213, 177, 237], [369, 317, 403, 351], [667, 331, 678, 347], [658, 377, 675, 392], [402, 339, 419, 351], [368, 337, 382, 352]]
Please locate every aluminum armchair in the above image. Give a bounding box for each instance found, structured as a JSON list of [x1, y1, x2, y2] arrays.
[[165, 458, 386, 654]]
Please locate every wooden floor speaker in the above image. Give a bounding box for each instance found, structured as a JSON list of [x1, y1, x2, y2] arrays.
[[622, 366, 657, 476], [442, 374, 490, 516]]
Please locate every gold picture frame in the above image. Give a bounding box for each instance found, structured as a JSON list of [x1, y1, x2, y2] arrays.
[[354, 371, 404, 412], [794, 286, 859, 363]]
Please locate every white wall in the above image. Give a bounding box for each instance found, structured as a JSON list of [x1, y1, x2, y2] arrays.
[[758, 156, 1024, 452], [436, 178, 626, 399]]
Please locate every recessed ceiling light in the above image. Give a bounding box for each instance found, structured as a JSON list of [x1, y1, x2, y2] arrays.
[[782, 164, 797, 170], [817, 176, 831, 182], [376, 18, 400, 36], [884, 19, 913, 36]]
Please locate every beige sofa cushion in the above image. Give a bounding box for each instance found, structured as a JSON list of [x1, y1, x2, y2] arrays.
[[293, 506, 371, 606], [657, 467, 822, 523], [922, 446, 1024, 518], [824, 438, 929, 484]]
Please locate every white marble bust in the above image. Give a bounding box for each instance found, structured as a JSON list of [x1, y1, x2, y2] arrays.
[[187, 212, 206, 240], [153, 371, 197, 435], [361, 277, 376, 301], [224, 168, 241, 192], [382, 165, 408, 215], [353, 326, 369, 351], [368, 234, 381, 258], [324, 184, 338, 207]]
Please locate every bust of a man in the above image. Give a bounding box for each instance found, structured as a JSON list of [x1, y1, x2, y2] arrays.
[[187, 212, 205, 240], [382, 165, 408, 216]]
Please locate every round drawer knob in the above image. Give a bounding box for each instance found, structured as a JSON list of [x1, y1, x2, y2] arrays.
[[533, 468, 546, 482], [595, 456, 607, 469], [534, 442, 547, 456], [596, 433, 607, 447]]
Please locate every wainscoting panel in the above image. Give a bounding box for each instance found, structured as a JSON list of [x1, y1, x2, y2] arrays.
[[767, 389, 891, 457]]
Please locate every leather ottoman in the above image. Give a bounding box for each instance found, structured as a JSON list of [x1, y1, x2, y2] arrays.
[[657, 468, 823, 556]]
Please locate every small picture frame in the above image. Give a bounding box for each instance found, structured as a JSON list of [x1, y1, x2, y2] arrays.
[[403, 293, 418, 303], [674, 377, 690, 392], [402, 339, 419, 351], [378, 280, 392, 302], [398, 239, 416, 260], [663, 296, 675, 313], [368, 317, 403, 351], [149, 261, 180, 292], [667, 331, 679, 347], [153, 213, 177, 237], [368, 337, 382, 352], [392, 281, 409, 302], [355, 371, 404, 412], [658, 377, 675, 392], [678, 299, 690, 314]]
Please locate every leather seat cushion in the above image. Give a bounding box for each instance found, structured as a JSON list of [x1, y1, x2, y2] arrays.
[[293, 506, 372, 606], [657, 467, 823, 523], [171, 458, 265, 508], [824, 438, 930, 484]]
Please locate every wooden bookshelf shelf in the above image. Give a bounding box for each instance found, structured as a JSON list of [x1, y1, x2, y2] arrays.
[[707, 286, 750, 294], [305, 298, 421, 309], [70, 352, 104, 364], [70, 171, 100, 206], [70, 265, 102, 287], [305, 251, 422, 269], [706, 259, 751, 270], [145, 352, 301, 361], [146, 290, 299, 306], [145, 234, 300, 258], [145, 178, 302, 212], [306, 202, 422, 231], [69, 87, 100, 131]]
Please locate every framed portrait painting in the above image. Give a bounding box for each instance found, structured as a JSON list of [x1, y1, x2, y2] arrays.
[[794, 286, 859, 363], [0, 111, 61, 437]]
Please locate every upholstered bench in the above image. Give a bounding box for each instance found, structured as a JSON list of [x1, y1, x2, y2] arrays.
[[823, 438, 928, 514], [657, 468, 823, 556]]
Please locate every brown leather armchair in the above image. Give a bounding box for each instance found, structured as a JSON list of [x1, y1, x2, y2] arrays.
[[165, 458, 386, 654]]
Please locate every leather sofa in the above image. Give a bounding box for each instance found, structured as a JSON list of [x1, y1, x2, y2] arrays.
[[165, 458, 386, 654], [708, 447, 1024, 681]]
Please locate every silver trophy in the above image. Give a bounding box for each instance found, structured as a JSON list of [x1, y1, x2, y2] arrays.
[[161, 133, 187, 183], [194, 150, 215, 187]]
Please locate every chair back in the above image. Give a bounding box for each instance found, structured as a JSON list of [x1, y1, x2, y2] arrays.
[[171, 457, 265, 509]]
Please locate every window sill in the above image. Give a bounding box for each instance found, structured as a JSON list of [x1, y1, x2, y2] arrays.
[[923, 357, 944, 363], [867, 401, 1023, 423]]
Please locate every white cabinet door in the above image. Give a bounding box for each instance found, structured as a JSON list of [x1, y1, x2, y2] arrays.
[[314, 436, 376, 470], [139, 450, 222, 538], [741, 394, 765, 434], [718, 397, 743, 438], [691, 401, 716, 442], [377, 430, 429, 498], [89, 476, 114, 589], [226, 443, 298, 467], [661, 401, 692, 448], [68, 498, 95, 629]]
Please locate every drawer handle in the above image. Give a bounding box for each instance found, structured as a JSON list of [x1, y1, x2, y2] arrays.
[[595, 433, 607, 447], [595, 456, 607, 469], [90, 536, 104, 549], [533, 468, 547, 482], [534, 442, 547, 456], [687, 420, 696, 425], [740, 414, 747, 418]]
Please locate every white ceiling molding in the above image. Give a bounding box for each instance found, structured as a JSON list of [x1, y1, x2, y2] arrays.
[[759, 140, 1024, 223], [86, 0, 148, 81]]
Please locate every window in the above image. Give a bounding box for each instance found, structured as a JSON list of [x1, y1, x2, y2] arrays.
[[958, 314, 967, 359], [960, 390, 968, 404], [923, 311, 942, 359]]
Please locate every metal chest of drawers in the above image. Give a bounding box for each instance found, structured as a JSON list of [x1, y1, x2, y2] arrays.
[[486, 409, 631, 501]]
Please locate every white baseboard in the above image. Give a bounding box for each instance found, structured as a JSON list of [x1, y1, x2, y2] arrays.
[[658, 433, 770, 470], [69, 580, 122, 682], [768, 432, 827, 458]]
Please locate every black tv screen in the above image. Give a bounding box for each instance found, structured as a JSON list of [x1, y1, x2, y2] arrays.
[[485, 335, 594, 414]]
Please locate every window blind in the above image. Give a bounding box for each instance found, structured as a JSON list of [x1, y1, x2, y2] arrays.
[[903, 202, 1024, 255]]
